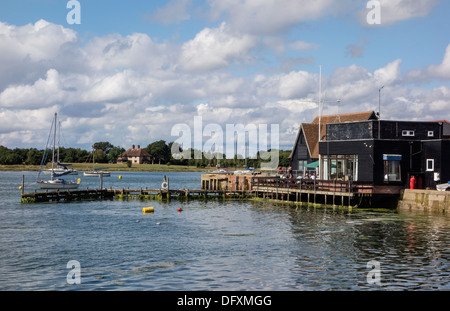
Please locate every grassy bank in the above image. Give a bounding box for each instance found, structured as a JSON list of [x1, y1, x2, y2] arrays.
[[0, 163, 211, 172]]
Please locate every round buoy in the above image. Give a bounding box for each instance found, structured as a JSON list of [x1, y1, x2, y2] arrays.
[[119, 175, 122, 180], [77, 178, 81, 184], [161, 181, 168, 190], [19, 186, 22, 190], [177, 207, 182, 212], [142, 207, 154, 214]]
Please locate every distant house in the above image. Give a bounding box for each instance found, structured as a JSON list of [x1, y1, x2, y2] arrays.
[[117, 145, 151, 164], [289, 111, 378, 174]]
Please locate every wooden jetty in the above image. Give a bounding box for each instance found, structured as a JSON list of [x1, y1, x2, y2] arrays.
[[21, 174, 401, 208], [20, 188, 251, 203]]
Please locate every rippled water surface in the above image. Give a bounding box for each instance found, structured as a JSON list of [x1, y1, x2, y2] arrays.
[[1, 171, 449, 290]]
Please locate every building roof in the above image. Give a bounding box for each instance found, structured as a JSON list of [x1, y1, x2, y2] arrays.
[[119, 145, 151, 158], [311, 110, 377, 124], [291, 111, 378, 159]]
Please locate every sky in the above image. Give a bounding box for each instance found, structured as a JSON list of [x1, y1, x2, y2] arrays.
[[0, 0, 449, 152]]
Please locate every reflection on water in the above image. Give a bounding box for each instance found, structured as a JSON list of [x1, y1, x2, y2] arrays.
[[0, 171, 449, 290]]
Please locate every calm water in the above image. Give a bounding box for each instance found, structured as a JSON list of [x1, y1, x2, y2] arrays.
[[1, 171, 449, 291]]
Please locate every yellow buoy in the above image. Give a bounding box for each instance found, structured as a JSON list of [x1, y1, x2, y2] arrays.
[[19, 186, 22, 190], [142, 207, 154, 214], [119, 175, 122, 180]]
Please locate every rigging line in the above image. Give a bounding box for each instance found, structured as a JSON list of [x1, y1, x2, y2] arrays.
[[37, 116, 55, 182]]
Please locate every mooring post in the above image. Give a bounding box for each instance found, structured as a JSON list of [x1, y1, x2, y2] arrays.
[[21, 175, 24, 195]]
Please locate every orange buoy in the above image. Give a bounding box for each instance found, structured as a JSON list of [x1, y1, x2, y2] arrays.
[[177, 208, 182, 212]]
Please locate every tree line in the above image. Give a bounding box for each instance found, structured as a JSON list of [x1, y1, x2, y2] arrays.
[[0, 140, 291, 168]]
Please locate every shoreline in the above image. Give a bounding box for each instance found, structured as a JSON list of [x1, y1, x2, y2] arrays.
[[0, 164, 210, 172]]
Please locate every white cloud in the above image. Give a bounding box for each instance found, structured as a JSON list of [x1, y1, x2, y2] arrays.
[[145, 0, 192, 25], [0, 106, 59, 138], [81, 70, 151, 103], [404, 44, 450, 84], [289, 41, 320, 51], [208, 0, 336, 35], [428, 45, 450, 80], [0, 20, 78, 90], [277, 71, 317, 99], [0, 19, 76, 63], [179, 22, 257, 71], [374, 59, 402, 85], [359, 0, 441, 26], [83, 32, 174, 74], [381, 0, 440, 25], [0, 69, 65, 109]]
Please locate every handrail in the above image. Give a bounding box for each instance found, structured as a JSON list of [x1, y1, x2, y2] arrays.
[[251, 176, 374, 193]]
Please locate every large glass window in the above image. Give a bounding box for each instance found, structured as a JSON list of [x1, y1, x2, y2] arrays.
[[320, 155, 358, 181], [383, 154, 401, 182]]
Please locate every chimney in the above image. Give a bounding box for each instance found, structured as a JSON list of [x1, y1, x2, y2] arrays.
[[132, 144, 135, 149], [137, 145, 140, 149]]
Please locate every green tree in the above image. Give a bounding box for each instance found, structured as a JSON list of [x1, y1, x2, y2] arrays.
[[145, 140, 170, 164], [25, 148, 44, 165], [108, 146, 125, 163], [92, 142, 114, 163]]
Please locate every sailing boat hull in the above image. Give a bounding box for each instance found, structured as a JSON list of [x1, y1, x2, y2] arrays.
[[83, 171, 110, 177], [43, 169, 78, 175], [37, 179, 80, 189]]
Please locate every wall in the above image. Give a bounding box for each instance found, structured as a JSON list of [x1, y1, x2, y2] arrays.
[[398, 189, 450, 213], [319, 140, 374, 182]]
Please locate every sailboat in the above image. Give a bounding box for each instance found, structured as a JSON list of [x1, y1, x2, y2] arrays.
[[42, 119, 77, 175], [83, 145, 110, 177], [37, 113, 81, 189]]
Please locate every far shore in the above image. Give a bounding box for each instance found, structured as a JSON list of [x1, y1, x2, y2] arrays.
[[0, 163, 212, 172]]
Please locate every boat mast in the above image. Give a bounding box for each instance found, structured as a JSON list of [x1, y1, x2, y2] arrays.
[[52, 113, 57, 174], [57, 120, 61, 166]]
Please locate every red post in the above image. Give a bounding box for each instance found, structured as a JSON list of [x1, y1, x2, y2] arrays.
[[410, 175, 416, 189]]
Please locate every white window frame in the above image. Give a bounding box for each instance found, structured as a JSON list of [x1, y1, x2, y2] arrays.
[[427, 131, 434, 137], [402, 130, 415, 137], [426, 159, 434, 172]]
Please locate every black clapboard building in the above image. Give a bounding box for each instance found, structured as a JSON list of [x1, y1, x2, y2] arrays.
[[318, 118, 450, 189], [289, 111, 378, 174]]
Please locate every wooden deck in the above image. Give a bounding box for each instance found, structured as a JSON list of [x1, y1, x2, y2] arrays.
[[250, 176, 401, 208], [20, 188, 251, 203]]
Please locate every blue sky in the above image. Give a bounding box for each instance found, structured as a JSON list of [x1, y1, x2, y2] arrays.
[[0, 0, 449, 151]]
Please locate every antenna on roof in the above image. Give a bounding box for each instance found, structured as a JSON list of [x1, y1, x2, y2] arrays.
[[378, 85, 384, 119], [336, 99, 342, 122], [318, 65, 322, 142]]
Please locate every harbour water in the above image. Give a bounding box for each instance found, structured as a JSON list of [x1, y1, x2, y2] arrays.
[[1, 171, 449, 290]]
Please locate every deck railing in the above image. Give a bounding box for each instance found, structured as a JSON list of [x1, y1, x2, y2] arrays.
[[251, 176, 374, 194]]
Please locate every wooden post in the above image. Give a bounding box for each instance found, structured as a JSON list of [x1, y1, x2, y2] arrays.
[[21, 175, 24, 195]]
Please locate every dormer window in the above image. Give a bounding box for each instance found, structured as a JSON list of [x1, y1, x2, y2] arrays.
[[427, 131, 434, 137]]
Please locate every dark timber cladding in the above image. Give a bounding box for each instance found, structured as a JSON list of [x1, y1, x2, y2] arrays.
[[289, 110, 378, 173], [319, 119, 450, 190]]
